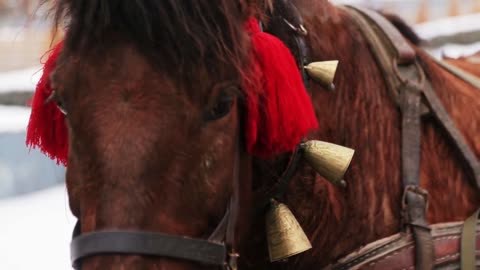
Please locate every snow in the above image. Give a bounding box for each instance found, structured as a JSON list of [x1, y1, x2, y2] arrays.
[[0, 66, 41, 93], [0, 185, 75, 270], [428, 41, 480, 59], [0, 105, 31, 133], [414, 14, 480, 40], [0, 26, 26, 42]]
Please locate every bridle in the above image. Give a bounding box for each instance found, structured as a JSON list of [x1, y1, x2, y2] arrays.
[[70, 2, 309, 269]]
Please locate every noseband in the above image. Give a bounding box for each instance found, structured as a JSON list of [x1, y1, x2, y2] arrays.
[[70, 2, 309, 269]]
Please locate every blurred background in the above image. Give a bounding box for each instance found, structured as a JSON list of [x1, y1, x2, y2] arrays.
[[0, 0, 479, 269]]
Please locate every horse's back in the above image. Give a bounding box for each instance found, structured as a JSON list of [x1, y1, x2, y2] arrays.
[[418, 52, 480, 222]]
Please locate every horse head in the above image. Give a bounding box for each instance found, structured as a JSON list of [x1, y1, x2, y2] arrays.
[[45, 1, 255, 269]]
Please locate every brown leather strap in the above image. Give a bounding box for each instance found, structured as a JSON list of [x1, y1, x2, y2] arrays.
[[462, 209, 480, 270], [329, 221, 480, 269], [430, 56, 480, 89], [345, 5, 415, 65], [401, 79, 435, 270], [70, 229, 228, 268], [340, 6, 411, 109], [224, 136, 244, 270], [265, 0, 311, 89]]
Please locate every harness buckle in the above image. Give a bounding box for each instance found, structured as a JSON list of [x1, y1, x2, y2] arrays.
[[282, 18, 308, 36], [226, 252, 240, 270], [401, 185, 430, 230]]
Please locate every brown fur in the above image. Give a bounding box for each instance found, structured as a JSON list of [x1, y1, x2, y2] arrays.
[[444, 52, 480, 78], [243, 1, 480, 269], [44, 0, 480, 269]]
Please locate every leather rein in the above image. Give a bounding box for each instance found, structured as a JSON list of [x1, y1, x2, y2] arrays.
[[69, 5, 309, 268]]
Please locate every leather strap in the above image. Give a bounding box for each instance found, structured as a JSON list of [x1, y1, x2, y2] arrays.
[[224, 136, 246, 270], [462, 209, 480, 270], [329, 221, 480, 269], [345, 5, 416, 64], [340, 5, 414, 110], [265, 0, 311, 90], [430, 55, 480, 89], [255, 145, 304, 214], [400, 74, 435, 270], [71, 230, 227, 268]]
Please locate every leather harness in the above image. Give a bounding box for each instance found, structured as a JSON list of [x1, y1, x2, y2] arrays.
[[69, 2, 480, 270], [327, 5, 480, 270]]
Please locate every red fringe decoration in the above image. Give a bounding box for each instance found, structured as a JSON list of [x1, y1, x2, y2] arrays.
[[26, 18, 318, 165], [243, 18, 318, 158], [26, 41, 68, 166]]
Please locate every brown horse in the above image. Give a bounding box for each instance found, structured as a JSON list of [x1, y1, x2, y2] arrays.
[[42, 0, 480, 269], [444, 51, 480, 78]]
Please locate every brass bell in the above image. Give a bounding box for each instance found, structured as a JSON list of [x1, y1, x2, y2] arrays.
[[266, 199, 312, 262], [301, 140, 355, 187], [304, 60, 339, 90]]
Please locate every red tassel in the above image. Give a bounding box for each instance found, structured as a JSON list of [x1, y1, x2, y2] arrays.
[[26, 41, 68, 166], [26, 18, 318, 164], [243, 18, 318, 158]]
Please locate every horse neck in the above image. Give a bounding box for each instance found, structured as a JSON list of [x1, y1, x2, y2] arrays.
[[243, 2, 405, 268], [244, 2, 480, 269], [301, 3, 404, 266]]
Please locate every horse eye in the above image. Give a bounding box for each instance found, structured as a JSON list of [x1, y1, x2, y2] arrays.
[[204, 91, 235, 122], [47, 91, 67, 116], [56, 99, 68, 116]]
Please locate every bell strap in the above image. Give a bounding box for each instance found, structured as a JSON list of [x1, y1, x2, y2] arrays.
[[461, 209, 480, 270], [71, 229, 227, 269]]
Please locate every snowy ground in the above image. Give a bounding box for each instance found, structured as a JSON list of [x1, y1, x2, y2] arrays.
[[0, 66, 41, 93], [0, 105, 31, 132], [0, 105, 68, 269], [0, 185, 75, 270], [414, 14, 480, 41], [429, 41, 480, 59]]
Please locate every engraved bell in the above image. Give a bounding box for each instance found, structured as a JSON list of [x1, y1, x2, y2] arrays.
[[266, 199, 312, 262], [301, 140, 355, 187], [304, 60, 339, 90]]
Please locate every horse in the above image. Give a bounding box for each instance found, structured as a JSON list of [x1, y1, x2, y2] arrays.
[[34, 0, 480, 269], [443, 51, 480, 78]]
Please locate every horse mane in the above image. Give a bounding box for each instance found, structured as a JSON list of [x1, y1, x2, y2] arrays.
[[380, 11, 423, 46], [42, 0, 251, 77]]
